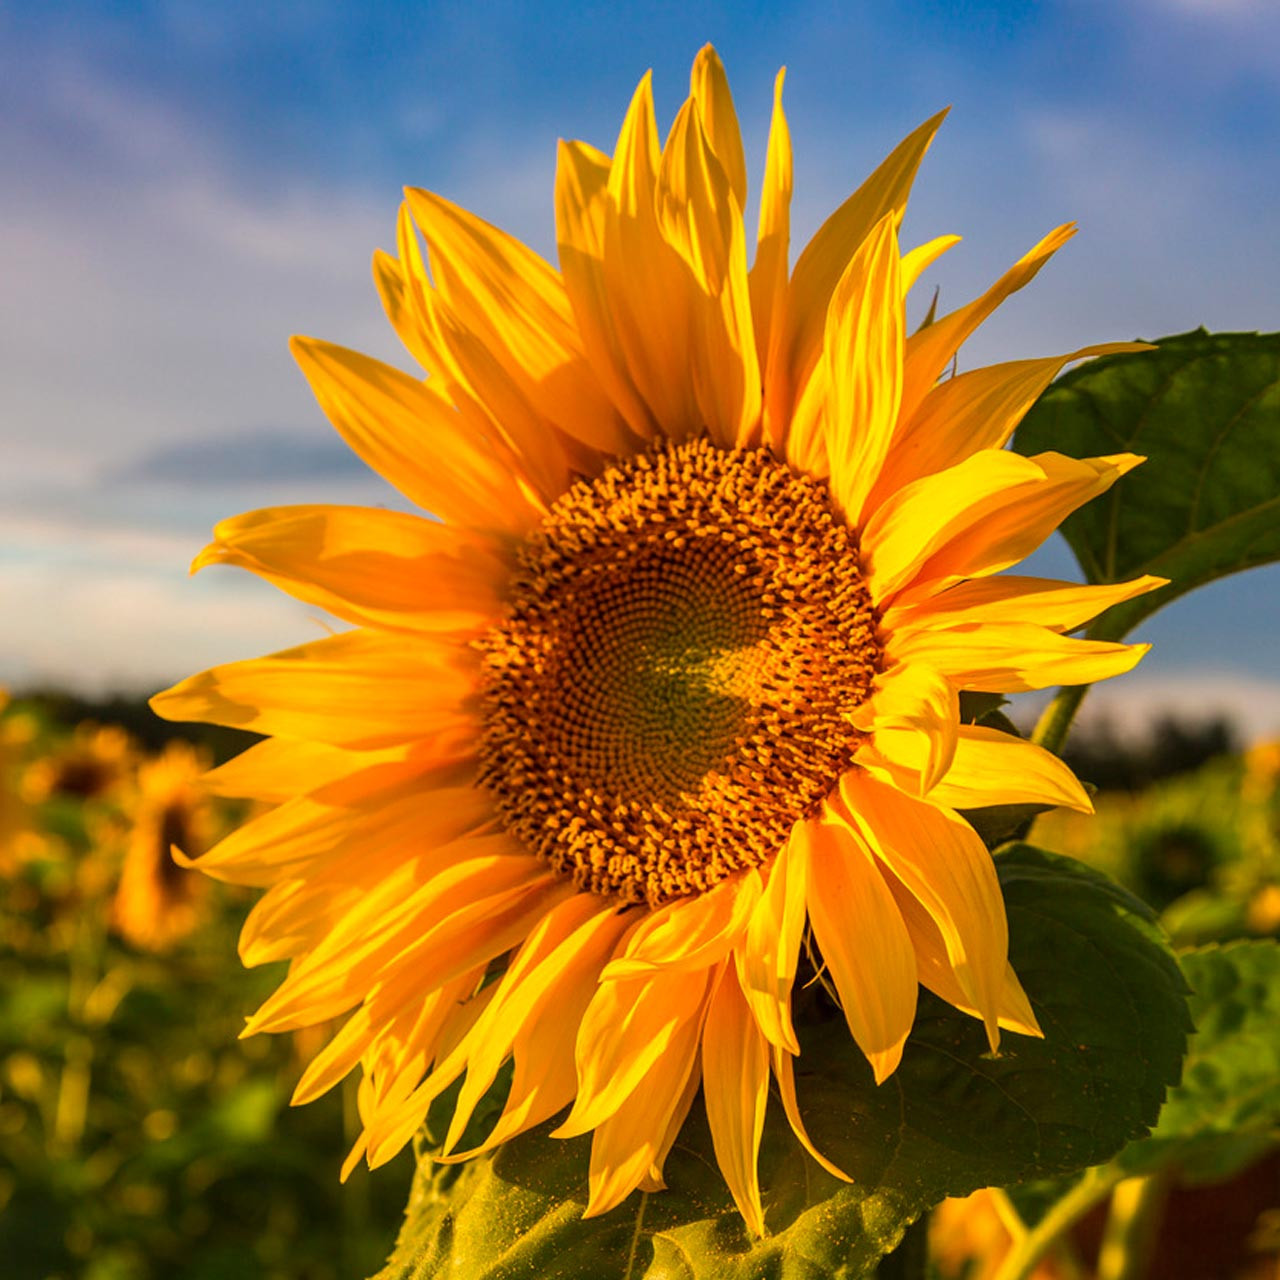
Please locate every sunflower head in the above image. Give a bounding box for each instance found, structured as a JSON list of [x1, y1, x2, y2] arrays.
[[153, 45, 1158, 1233]]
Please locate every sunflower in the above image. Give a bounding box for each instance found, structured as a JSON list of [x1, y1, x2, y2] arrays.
[[153, 47, 1159, 1232], [111, 741, 214, 951], [24, 721, 136, 804]]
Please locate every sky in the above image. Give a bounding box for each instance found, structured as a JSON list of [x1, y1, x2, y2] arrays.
[[2, 0, 1278, 738]]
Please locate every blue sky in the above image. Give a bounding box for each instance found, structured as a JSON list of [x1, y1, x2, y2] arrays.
[[2, 0, 1278, 735]]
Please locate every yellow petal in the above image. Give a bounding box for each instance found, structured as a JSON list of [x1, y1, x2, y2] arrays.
[[823, 212, 905, 525], [655, 96, 761, 445], [555, 138, 657, 440], [872, 343, 1151, 508], [887, 620, 1150, 693], [151, 629, 478, 751], [404, 187, 631, 462], [601, 870, 759, 980], [637, 1061, 702, 1192], [701, 965, 770, 1236], [838, 769, 1007, 1050], [851, 662, 958, 794], [555, 965, 709, 1138], [290, 336, 542, 534], [861, 722, 1092, 814], [863, 448, 1046, 601], [690, 45, 748, 210], [797, 813, 918, 1083], [771, 1045, 852, 1181], [202, 738, 403, 803], [583, 979, 708, 1218], [749, 67, 792, 417], [736, 834, 807, 1054], [884, 574, 1168, 636], [900, 234, 961, 296], [194, 504, 509, 634], [768, 109, 947, 438], [898, 223, 1077, 425], [882, 872, 1041, 1039]]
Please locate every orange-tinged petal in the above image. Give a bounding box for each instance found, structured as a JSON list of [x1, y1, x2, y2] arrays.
[[823, 212, 904, 525], [201, 738, 407, 803], [771, 1045, 852, 1181], [736, 834, 807, 1054], [851, 662, 958, 793], [884, 574, 1168, 636], [898, 223, 1076, 425], [601, 870, 759, 980], [637, 1061, 702, 1192], [887, 620, 1150, 693], [797, 813, 918, 1083], [290, 336, 542, 534], [882, 872, 1041, 1038], [701, 965, 770, 1236], [860, 722, 1092, 814], [555, 965, 709, 1138], [193, 504, 510, 635], [583, 977, 709, 1218], [839, 769, 1007, 1050], [768, 109, 947, 438], [151, 629, 479, 750], [872, 342, 1151, 509]]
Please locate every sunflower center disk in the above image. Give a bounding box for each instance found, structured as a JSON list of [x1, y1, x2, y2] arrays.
[[477, 440, 883, 905]]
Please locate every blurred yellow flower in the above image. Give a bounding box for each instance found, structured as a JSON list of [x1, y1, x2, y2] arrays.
[[111, 741, 213, 951], [24, 722, 136, 805], [154, 47, 1156, 1229]]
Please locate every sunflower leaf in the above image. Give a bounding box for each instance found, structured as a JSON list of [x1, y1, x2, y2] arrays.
[[1012, 329, 1280, 640], [374, 847, 1188, 1280]]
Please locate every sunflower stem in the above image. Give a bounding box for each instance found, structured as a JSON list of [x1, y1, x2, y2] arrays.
[[990, 1167, 1122, 1280], [1095, 1173, 1171, 1280], [1030, 683, 1089, 757]]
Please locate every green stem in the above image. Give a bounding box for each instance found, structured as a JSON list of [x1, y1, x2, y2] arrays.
[[990, 1168, 1122, 1280], [876, 1211, 929, 1280], [1095, 1173, 1171, 1280], [1030, 684, 1089, 756]]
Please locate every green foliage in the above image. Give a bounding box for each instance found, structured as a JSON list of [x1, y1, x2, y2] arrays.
[[1113, 940, 1280, 1186], [376, 848, 1188, 1280], [1013, 329, 1280, 639]]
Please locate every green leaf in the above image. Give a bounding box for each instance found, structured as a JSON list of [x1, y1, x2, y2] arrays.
[[1012, 330, 1280, 640], [374, 848, 1189, 1280], [1112, 939, 1280, 1185]]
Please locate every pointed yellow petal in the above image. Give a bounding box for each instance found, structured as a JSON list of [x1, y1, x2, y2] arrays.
[[861, 722, 1092, 814], [851, 662, 958, 794], [290, 336, 542, 533], [690, 45, 748, 210], [555, 966, 709, 1138], [194, 504, 509, 634], [887, 620, 1150, 693], [601, 870, 759, 980], [749, 67, 792, 422], [701, 965, 770, 1236], [797, 814, 918, 1083], [882, 871, 1041, 1038], [736, 835, 807, 1054], [555, 138, 657, 440], [900, 234, 961, 296], [872, 343, 1150, 509], [769, 109, 947, 436], [637, 1061, 702, 1193], [151, 629, 478, 751], [899, 223, 1077, 425], [839, 769, 1007, 1051], [884, 574, 1168, 636], [202, 738, 401, 803], [823, 212, 904, 525], [771, 1045, 852, 1181], [864, 449, 1046, 601]]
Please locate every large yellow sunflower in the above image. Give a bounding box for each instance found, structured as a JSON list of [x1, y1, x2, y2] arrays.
[[153, 47, 1160, 1232]]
